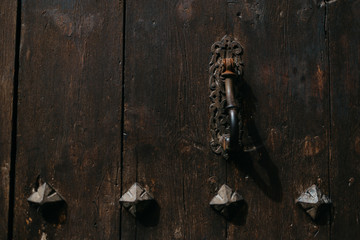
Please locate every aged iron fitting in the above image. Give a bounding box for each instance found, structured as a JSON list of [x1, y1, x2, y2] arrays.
[[27, 177, 67, 224], [210, 184, 244, 219], [120, 182, 155, 218], [296, 184, 331, 220], [209, 35, 244, 159], [27, 180, 64, 206]]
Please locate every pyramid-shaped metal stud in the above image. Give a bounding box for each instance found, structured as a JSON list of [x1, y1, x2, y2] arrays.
[[296, 184, 331, 220], [27, 182, 64, 206], [210, 184, 244, 219], [120, 182, 154, 217]]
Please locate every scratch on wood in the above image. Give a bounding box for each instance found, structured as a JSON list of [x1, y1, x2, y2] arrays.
[[40, 232, 47, 240], [316, 65, 325, 99], [303, 135, 325, 156], [320, 0, 338, 8]]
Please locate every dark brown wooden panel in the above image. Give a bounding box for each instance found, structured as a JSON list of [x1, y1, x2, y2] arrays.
[[328, 0, 360, 239], [122, 0, 228, 239], [0, 1, 17, 239], [13, 1, 123, 239], [226, 0, 330, 239]]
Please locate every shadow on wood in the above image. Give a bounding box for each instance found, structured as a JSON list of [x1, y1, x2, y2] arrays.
[[227, 200, 248, 226], [135, 199, 160, 227], [230, 82, 283, 202], [296, 200, 333, 226], [38, 201, 67, 225]]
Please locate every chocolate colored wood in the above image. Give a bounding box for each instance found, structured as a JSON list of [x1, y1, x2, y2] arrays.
[[0, 1, 17, 238], [13, 1, 124, 239], [328, 0, 360, 238], [226, 0, 330, 239], [122, 0, 227, 239], [1, 0, 359, 239]]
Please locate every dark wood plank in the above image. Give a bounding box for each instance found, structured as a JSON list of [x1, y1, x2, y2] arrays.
[[328, 0, 360, 239], [122, 0, 228, 239], [0, 1, 17, 239], [13, 1, 123, 239], [226, 0, 330, 239]]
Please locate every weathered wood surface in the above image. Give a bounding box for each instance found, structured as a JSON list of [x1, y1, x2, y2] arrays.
[[226, 0, 330, 239], [13, 0, 123, 239], [0, 1, 17, 239], [121, 0, 228, 239], [2, 0, 359, 239], [328, 0, 360, 239]]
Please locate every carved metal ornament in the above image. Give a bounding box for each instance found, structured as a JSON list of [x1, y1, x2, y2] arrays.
[[210, 184, 244, 219], [296, 184, 331, 220], [27, 182, 64, 206], [120, 182, 154, 218], [209, 35, 244, 159]]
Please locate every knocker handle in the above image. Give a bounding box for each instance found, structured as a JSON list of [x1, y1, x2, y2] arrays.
[[222, 58, 239, 152]]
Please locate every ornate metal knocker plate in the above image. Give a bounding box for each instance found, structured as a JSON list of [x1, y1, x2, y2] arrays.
[[209, 35, 244, 159]]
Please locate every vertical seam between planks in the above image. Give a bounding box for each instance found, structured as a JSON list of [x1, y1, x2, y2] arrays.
[[119, 0, 127, 239], [7, 0, 22, 239], [324, 1, 333, 239]]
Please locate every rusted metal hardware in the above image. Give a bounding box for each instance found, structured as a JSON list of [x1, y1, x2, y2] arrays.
[[296, 184, 331, 220], [27, 177, 67, 224], [120, 182, 155, 218], [222, 58, 239, 152], [209, 35, 244, 159], [27, 179, 64, 206], [210, 184, 244, 219]]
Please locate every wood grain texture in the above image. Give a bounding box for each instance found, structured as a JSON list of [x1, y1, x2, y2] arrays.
[[0, 1, 17, 239], [4, 0, 358, 239], [226, 0, 330, 239], [328, 0, 360, 239], [121, 0, 228, 239], [13, 1, 123, 239]]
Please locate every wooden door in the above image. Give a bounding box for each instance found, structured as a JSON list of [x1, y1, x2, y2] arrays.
[[1, 0, 359, 239]]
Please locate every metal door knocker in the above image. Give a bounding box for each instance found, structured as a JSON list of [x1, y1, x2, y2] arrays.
[[209, 35, 244, 159]]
